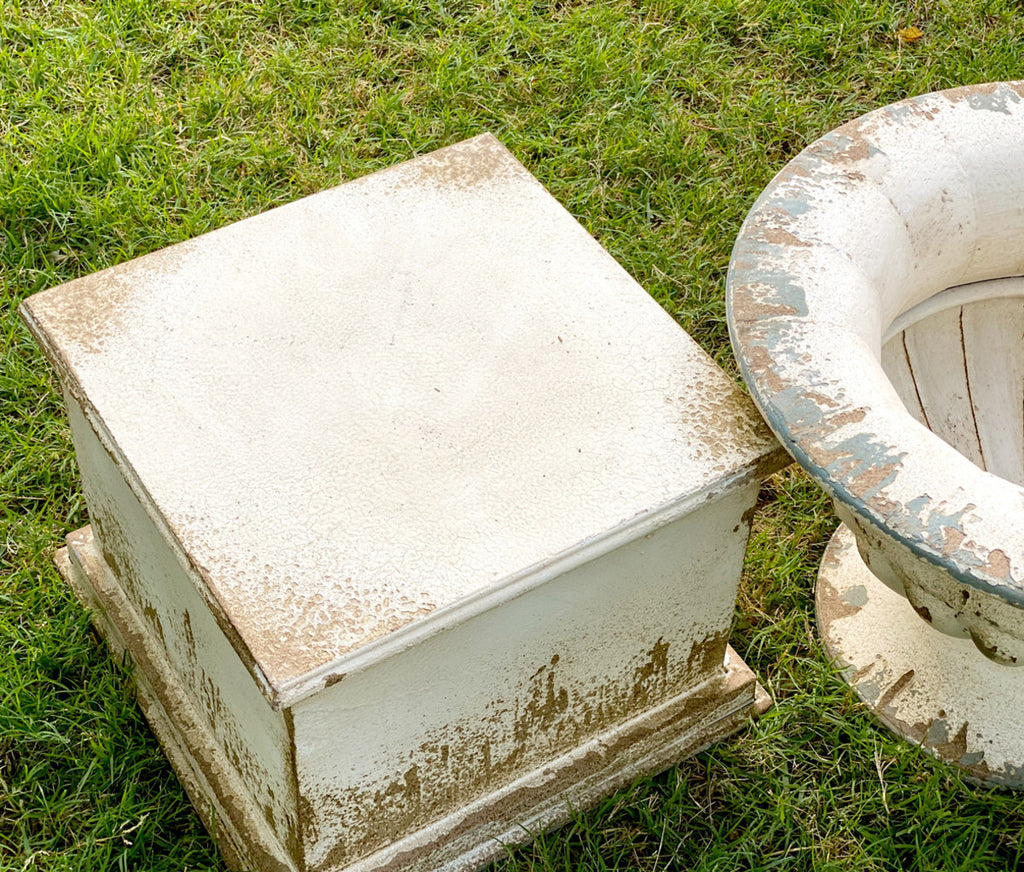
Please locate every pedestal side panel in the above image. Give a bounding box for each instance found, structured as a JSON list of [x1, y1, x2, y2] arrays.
[[292, 483, 759, 871], [64, 394, 300, 865]]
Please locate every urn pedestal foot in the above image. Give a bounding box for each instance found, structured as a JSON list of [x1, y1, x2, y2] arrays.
[[816, 524, 1024, 788]]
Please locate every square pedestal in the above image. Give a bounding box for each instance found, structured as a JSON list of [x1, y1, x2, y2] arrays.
[[21, 135, 786, 872]]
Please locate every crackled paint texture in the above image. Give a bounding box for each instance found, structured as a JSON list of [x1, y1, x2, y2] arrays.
[[727, 82, 1024, 664], [23, 135, 786, 871], [24, 133, 783, 704], [290, 487, 752, 871]]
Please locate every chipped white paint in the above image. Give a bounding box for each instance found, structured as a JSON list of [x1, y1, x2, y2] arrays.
[[727, 82, 1024, 783], [62, 391, 299, 862], [24, 134, 780, 703], [818, 526, 1024, 786], [23, 136, 784, 870]]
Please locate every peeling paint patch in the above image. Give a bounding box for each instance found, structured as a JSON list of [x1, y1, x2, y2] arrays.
[[842, 585, 868, 609], [812, 131, 880, 165], [391, 133, 526, 191], [728, 81, 1024, 644], [940, 81, 1023, 115], [758, 227, 812, 248]]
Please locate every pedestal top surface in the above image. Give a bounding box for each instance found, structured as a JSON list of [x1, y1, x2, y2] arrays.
[[23, 135, 780, 702]]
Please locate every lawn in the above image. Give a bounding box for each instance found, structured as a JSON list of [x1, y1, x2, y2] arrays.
[[3, 1, 1024, 869]]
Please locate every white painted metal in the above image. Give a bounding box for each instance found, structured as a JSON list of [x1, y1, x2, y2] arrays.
[[290, 481, 764, 870], [727, 82, 1024, 784], [24, 135, 785, 870], [58, 528, 297, 871], [878, 338, 928, 429], [62, 391, 299, 864]]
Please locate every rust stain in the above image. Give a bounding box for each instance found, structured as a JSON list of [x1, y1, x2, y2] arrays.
[[796, 434, 902, 502], [299, 793, 319, 847], [307, 631, 731, 869], [669, 376, 780, 468], [846, 461, 896, 494], [821, 129, 874, 164], [968, 629, 1010, 663], [930, 720, 971, 763], [309, 656, 755, 872], [755, 444, 794, 479], [868, 495, 899, 517], [253, 576, 437, 686], [376, 765, 422, 806], [92, 510, 141, 604], [821, 537, 846, 570], [66, 537, 296, 872], [984, 548, 1012, 580], [910, 603, 933, 624], [631, 637, 670, 701], [20, 239, 196, 356], [876, 668, 915, 713], [828, 408, 868, 428], [817, 575, 862, 624], [182, 609, 196, 658], [959, 754, 994, 781], [848, 661, 875, 684], [681, 628, 729, 680], [142, 601, 166, 647], [737, 342, 787, 394], [882, 708, 995, 783], [758, 227, 811, 248], [942, 82, 1000, 103], [940, 527, 967, 557], [513, 654, 570, 744], [776, 161, 812, 181], [86, 508, 298, 859], [802, 391, 841, 410], [729, 291, 800, 322]]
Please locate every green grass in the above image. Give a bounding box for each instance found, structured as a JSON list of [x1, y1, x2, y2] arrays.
[[4, 1, 1024, 869]]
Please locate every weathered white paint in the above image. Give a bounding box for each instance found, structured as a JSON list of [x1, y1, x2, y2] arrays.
[[62, 391, 300, 863], [25, 134, 782, 706], [881, 281, 1024, 487], [292, 483, 761, 870], [901, 305, 985, 468], [880, 276, 1024, 485], [58, 528, 299, 872], [727, 82, 1024, 784], [959, 294, 1024, 487], [24, 135, 786, 869], [316, 646, 767, 872], [878, 338, 929, 429], [818, 525, 1024, 787]]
